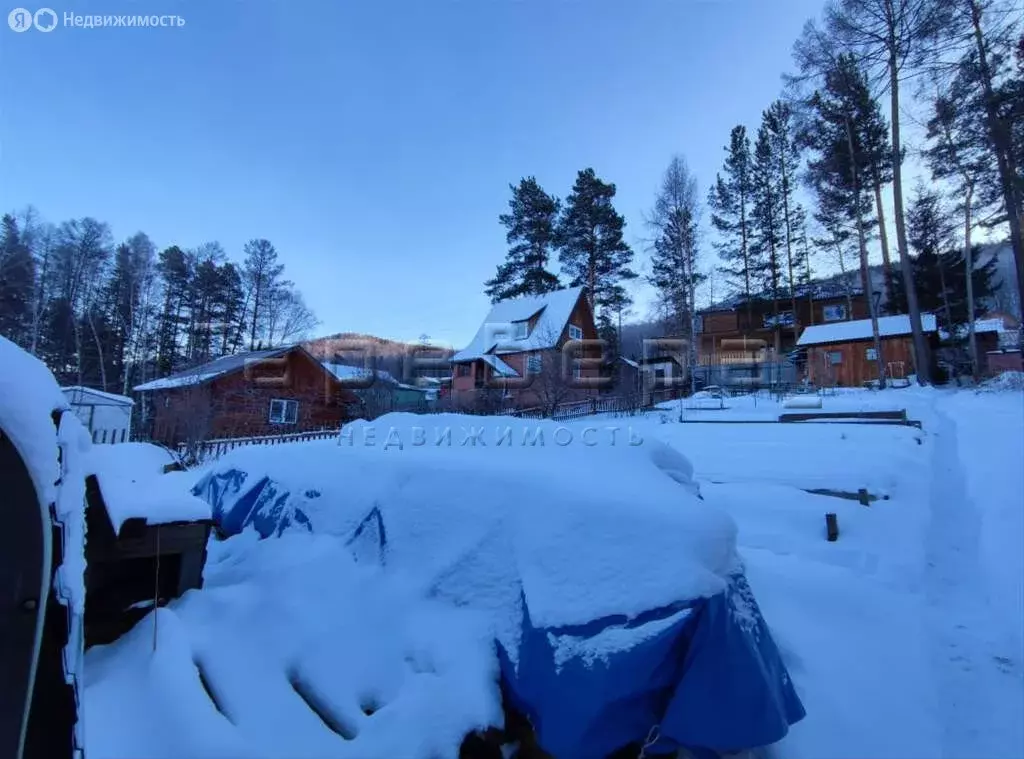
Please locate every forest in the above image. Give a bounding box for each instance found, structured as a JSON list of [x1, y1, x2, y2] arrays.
[[0, 210, 316, 394]]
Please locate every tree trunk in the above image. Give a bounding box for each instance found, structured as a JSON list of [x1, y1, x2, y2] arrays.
[[889, 51, 930, 384], [968, 0, 1024, 319], [965, 182, 979, 380], [86, 308, 107, 392], [847, 118, 886, 388], [871, 170, 895, 309]]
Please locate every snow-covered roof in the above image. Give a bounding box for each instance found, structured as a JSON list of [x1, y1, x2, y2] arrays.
[[797, 314, 938, 346], [62, 385, 135, 407], [953, 316, 1018, 338], [322, 362, 399, 386], [133, 347, 296, 392], [452, 286, 585, 362], [619, 356, 640, 369], [480, 354, 520, 377]]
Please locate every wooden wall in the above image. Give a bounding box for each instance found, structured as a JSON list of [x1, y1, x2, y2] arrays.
[[149, 349, 357, 445], [808, 336, 917, 386]]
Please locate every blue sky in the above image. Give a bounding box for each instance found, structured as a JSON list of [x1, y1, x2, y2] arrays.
[[1, 0, 826, 347]]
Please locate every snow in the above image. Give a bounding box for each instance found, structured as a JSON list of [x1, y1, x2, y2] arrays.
[[133, 348, 293, 392], [0, 337, 90, 752], [451, 286, 584, 362], [78, 381, 1024, 759], [479, 354, 519, 377], [85, 442, 210, 532], [797, 313, 939, 346], [84, 533, 501, 759], [0, 335, 67, 508], [630, 385, 1024, 759], [62, 386, 135, 406]]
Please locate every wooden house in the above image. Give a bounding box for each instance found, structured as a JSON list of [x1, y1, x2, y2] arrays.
[[449, 287, 602, 410], [134, 345, 360, 446], [697, 283, 875, 362], [797, 314, 939, 387]]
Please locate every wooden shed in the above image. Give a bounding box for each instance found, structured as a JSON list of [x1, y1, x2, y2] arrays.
[[797, 314, 939, 387], [83, 464, 213, 648]]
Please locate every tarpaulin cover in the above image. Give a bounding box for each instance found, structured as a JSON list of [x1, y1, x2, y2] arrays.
[[193, 469, 805, 758]]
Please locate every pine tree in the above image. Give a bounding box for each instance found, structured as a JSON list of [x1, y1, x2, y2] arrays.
[[802, 54, 887, 385], [793, 0, 950, 383], [763, 100, 805, 337], [155, 245, 191, 376], [485, 177, 562, 302], [708, 126, 757, 320], [0, 214, 36, 346], [751, 116, 786, 347], [557, 168, 637, 326]]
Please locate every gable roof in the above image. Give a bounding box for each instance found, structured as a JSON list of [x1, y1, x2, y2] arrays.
[[62, 386, 134, 407], [797, 314, 938, 347], [451, 286, 586, 363], [133, 346, 302, 392]]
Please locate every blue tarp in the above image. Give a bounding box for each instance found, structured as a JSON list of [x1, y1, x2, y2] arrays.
[[194, 469, 805, 757]]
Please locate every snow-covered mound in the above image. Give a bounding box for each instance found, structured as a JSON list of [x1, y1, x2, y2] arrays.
[[194, 413, 737, 631], [85, 531, 500, 759], [85, 442, 211, 533]]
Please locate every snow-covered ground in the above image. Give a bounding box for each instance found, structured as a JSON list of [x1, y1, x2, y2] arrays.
[[80, 383, 1024, 759]]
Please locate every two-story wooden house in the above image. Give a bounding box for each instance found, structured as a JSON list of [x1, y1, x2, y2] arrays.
[[449, 287, 601, 411]]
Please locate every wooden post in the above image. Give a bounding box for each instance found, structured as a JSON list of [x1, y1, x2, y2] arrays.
[[858, 488, 870, 506], [152, 525, 161, 652], [825, 512, 839, 542]]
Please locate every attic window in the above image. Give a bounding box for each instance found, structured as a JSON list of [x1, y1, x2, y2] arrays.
[[568, 324, 583, 341], [514, 320, 529, 339]]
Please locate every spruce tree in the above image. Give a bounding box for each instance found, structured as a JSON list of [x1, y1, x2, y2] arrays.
[[708, 126, 757, 322], [485, 177, 562, 302], [557, 168, 637, 327]]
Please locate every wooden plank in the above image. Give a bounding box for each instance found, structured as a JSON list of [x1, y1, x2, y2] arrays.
[[825, 512, 839, 541]]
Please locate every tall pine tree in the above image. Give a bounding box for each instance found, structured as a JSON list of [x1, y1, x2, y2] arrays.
[[485, 177, 561, 302], [708, 126, 757, 322], [557, 168, 637, 337], [802, 54, 887, 385], [751, 116, 786, 348]]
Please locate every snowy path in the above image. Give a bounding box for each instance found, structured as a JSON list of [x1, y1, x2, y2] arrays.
[[923, 398, 1024, 759]]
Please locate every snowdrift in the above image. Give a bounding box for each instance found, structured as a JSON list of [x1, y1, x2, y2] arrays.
[[184, 413, 804, 757]]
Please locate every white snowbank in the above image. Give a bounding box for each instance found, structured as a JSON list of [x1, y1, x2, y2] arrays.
[[0, 337, 90, 752], [207, 413, 732, 631], [85, 442, 211, 532], [85, 532, 501, 759]]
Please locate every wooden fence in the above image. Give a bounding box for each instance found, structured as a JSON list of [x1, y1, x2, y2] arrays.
[[180, 427, 341, 464], [509, 394, 648, 422]]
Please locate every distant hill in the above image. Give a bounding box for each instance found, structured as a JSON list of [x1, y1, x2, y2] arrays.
[[304, 333, 453, 381]]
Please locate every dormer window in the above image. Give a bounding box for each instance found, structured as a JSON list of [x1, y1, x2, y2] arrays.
[[514, 320, 529, 339], [568, 324, 583, 341]]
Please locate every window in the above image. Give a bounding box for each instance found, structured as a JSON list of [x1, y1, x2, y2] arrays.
[[694, 315, 704, 334], [573, 364, 583, 381], [866, 347, 878, 360], [823, 304, 847, 322], [269, 398, 298, 424], [827, 351, 843, 365], [568, 324, 584, 341], [527, 353, 542, 373], [514, 320, 529, 339], [457, 363, 471, 377]]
